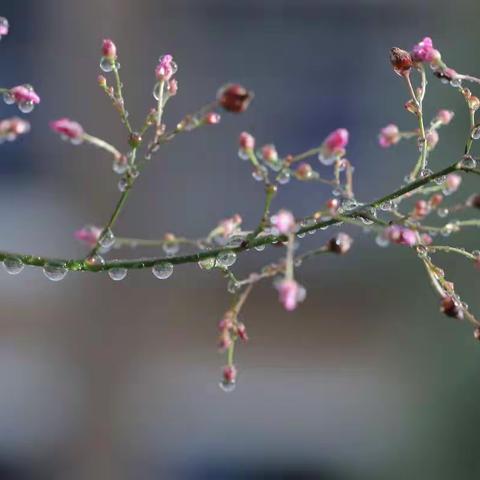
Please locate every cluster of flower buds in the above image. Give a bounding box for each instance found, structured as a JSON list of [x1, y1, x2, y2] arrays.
[[218, 310, 248, 351], [3, 84, 40, 113], [378, 124, 401, 148], [99, 39, 118, 72], [0, 17, 8, 39], [50, 118, 84, 144], [0, 117, 30, 143], [210, 214, 243, 245]]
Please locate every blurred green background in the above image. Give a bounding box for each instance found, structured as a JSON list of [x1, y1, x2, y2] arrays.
[[0, 0, 479, 479]]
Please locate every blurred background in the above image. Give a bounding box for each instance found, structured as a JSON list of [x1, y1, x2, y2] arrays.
[[0, 0, 479, 478]]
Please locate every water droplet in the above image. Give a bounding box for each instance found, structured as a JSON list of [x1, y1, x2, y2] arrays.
[[219, 380, 236, 393], [252, 167, 266, 182], [471, 126, 480, 140], [318, 153, 336, 166], [238, 148, 250, 161], [416, 245, 428, 258], [113, 160, 128, 175], [254, 244, 266, 251], [118, 177, 129, 192], [227, 279, 240, 293], [331, 187, 343, 197], [108, 267, 128, 281], [198, 257, 215, 270], [18, 101, 34, 113], [43, 263, 68, 282], [277, 170, 290, 184], [3, 257, 24, 275], [434, 175, 447, 185], [163, 242, 179, 256], [375, 234, 389, 247], [85, 254, 105, 268], [420, 168, 433, 178], [441, 224, 454, 237], [297, 232, 306, 238], [100, 56, 114, 72], [341, 198, 358, 211], [450, 78, 462, 88], [437, 208, 449, 218], [216, 251, 237, 268], [3, 91, 14, 105], [472, 250, 480, 258], [380, 200, 394, 211], [99, 228, 115, 249], [459, 156, 477, 169], [152, 262, 173, 279]]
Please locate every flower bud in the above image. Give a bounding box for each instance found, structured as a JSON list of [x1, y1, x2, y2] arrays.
[[295, 162, 314, 180], [239, 131, 255, 151], [203, 112, 221, 125], [430, 193, 443, 207], [128, 132, 142, 148], [378, 124, 400, 148], [102, 39, 117, 60], [222, 365, 237, 384], [0, 17, 9, 38], [50, 118, 84, 143], [327, 232, 353, 254], [467, 194, 480, 209], [97, 75, 107, 87], [236, 322, 248, 341], [436, 109, 454, 125], [390, 47, 413, 76], [474, 328, 480, 341], [217, 83, 253, 113], [441, 296, 464, 320], [414, 200, 430, 218], [270, 209, 296, 235]]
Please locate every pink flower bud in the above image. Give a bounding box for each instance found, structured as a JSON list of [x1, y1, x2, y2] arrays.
[[414, 200, 430, 218], [74, 225, 102, 247], [295, 162, 313, 180], [441, 296, 463, 320], [102, 39, 117, 60], [204, 112, 221, 125], [261, 144, 278, 163], [420, 233, 433, 246], [218, 214, 242, 239], [445, 173, 462, 193], [378, 124, 400, 148], [9, 85, 40, 105], [411, 37, 436, 63], [218, 331, 233, 351], [155, 54, 176, 81], [236, 322, 248, 341], [390, 47, 413, 75], [326, 198, 339, 215], [276, 279, 306, 311], [0, 117, 30, 141], [0, 17, 9, 37], [430, 193, 443, 207], [319, 128, 349, 164], [97, 75, 107, 87], [222, 365, 237, 384], [327, 232, 353, 254], [50, 118, 84, 143], [436, 109, 454, 125], [271, 209, 296, 235], [384, 225, 417, 247], [239, 131, 255, 151]]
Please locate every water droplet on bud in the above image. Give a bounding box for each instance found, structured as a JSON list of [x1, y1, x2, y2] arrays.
[[100, 57, 114, 72]]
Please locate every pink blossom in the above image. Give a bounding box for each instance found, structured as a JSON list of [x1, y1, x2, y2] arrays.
[[445, 173, 462, 193], [50, 118, 84, 142], [271, 209, 296, 235], [0, 117, 30, 141], [155, 54, 176, 81], [295, 162, 313, 180], [378, 124, 400, 148], [411, 37, 438, 63], [319, 128, 349, 164], [420, 233, 433, 246], [9, 85, 40, 105], [102, 39, 117, 60], [74, 225, 102, 247], [385, 225, 417, 247], [239, 131, 255, 151], [276, 279, 306, 311], [436, 110, 454, 125], [0, 17, 9, 37]]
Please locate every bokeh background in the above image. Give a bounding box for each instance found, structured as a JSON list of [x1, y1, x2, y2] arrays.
[[0, 0, 479, 479]]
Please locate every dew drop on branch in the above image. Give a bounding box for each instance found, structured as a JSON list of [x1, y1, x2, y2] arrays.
[[152, 262, 173, 279], [3, 257, 24, 275], [108, 267, 128, 281], [43, 263, 68, 282]]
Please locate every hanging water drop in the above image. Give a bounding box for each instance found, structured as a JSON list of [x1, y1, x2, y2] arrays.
[[277, 169, 290, 184], [3, 257, 24, 275], [100, 56, 114, 72], [163, 242, 179, 256], [18, 101, 34, 113], [380, 200, 394, 211], [216, 251, 237, 268], [3, 91, 14, 105], [218, 380, 236, 393], [43, 263, 68, 282], [118, 177, 129, 192], [419, 168, 433, 178], [375, 234, 389, 247], [459, 156, 477, 169], [85, 254, 105, 268], [198, 257, 215, 270], [152, 262, 173, 279], [108, 267, 128, 281], [437, 208, 449, 218], [471, 126, 480, 140], [99, 228, 115, 249]]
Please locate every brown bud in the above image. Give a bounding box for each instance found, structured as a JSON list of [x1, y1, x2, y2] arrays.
[[390, 47, 413, 76], [217, 83, 253, 113], [128, 132, 142, 148], [467, 194, 480, 209], [327, 232, 353, 254], [441, 296, 464, 320]]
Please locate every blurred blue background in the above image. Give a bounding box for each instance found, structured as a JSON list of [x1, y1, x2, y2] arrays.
[[0, 0, 479, 479]]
